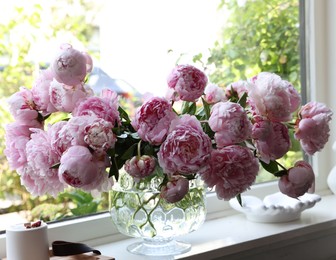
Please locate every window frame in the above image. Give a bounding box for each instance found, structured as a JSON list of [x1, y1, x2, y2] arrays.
[[1, 0, 335, 257]]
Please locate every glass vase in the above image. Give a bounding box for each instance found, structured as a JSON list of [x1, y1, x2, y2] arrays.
[[109, 168, 206, 256]]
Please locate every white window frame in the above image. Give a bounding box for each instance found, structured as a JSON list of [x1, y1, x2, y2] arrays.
[[1, 0, 335, 257]]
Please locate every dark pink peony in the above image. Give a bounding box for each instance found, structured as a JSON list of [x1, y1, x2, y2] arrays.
[[124, 155, 156, 180], [158, 115, 212, 175], [73, 89, 120, 126], [20, 129, 65, 196], [252, 119, 291, 163], [132, 97, 177, 145], [295, 101, 333, 155], [51, 43, 89, 86], [200, 145, 259, 200], [278, 161, 315, 198], [166, 64, 208, 102], [160, 176, 189, 203], [209, 101, 252, 147], [248, 72, 301, 122]]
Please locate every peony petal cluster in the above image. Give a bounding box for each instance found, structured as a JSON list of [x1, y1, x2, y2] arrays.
[[19, 129, 65, 197], [248, 72, 301, 122], [200, 145, 259, 200], [132, 97, 177, 145], [209, 101, 252, 147], [278, 161, 315, 198], [252, 118, 291, 163], [166, 64, 208, 102], [158, 115, 212, 175], [295, 101, 333, 155]]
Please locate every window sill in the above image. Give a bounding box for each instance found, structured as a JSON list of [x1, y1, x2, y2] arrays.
[[94, 193, 336, 259]]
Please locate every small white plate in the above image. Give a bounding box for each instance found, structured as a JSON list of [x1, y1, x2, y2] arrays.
[[229, 192, 321, 223]]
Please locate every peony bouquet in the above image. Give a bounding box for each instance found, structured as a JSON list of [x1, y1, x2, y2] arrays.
[[4, 44, 333, 204]]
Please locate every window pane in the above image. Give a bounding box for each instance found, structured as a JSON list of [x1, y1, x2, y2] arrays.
[[0, 0, 302, 232]]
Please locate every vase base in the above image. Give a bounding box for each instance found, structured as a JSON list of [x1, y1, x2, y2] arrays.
[[127, 239, 191, 256]]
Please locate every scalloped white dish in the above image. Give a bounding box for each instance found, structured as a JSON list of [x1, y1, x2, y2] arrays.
[[229, 192, 321, 223]]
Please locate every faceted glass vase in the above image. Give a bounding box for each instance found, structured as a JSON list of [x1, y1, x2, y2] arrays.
[[109, 169, 206, 256]]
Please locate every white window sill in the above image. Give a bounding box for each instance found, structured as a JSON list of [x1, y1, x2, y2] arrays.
[[94, 193, 336, 260]]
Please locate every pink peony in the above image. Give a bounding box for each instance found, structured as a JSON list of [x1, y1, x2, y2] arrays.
[[252, 119, 291, 163], [4, 122, 31, 170], [278, 161, 315, 198], [124, 155, 156, 180], [166, 64, 208, 102], [204, 83, 226, 104], [226, 80, 249, 99], [160, 176, 189, 203], [132, 97, 177, 145], [200, 145, 259, 200], [49, 79, 89, 113], [31, 69, 57, 114], [208, 101, 252, 147], [53, 115, 96, 154], [295, 101, 333, 155], [247, 72, 301, 122], [158, 115, 212, 175], [73, 89, 120, 126], [59, 145, 109, 191], [7, 87, 41, 127], [51, 43, 89, 86], [84, 118, 116, 154], [20, 129, 64, 196]]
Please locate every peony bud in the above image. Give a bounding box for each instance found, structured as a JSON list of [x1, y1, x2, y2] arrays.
[[160, 177, 189, 203], [124, 155, 156, 179]]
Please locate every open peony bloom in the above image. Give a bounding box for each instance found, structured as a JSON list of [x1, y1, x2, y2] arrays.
[[166, 64, 208, 102], [295, 101, 333, 155], [278, 161, 315, 198]]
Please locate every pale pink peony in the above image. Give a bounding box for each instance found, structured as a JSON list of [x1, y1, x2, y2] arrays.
[[73, 89, 120, 126], [4, 122, 31, 170], [124, 155, 156, 180], [278, 160, 315, 198], [160, 176, 189, 203], [200, 145, 259, 200], [166, 64, 208, 102], [252, 119, 291, 163], [226, 80, 249, 99], [208, 101, 252, 147], [49, 79, 89, 113], [247, 72, 301, 122], [132, 97, 177, 145], [51, 43, 89, 86], [53, 115, 96, 154], [204, 83, 226, 104], [84, 118, 116, 154], [295, 101, 333, 155], [158, 115, 212, 175], [31, 69, 57, 114], [7, 87, 41, 127], [59, 145, 108, 191], [20, 129, 64, 196]]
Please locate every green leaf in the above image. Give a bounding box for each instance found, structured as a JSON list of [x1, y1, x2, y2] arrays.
[[236, 193, 242, 207], [260, 160, 279, 174], [201, 98, 211, 119], [118, 106, 131, 123], [121, 143, 137, 160], [237, 92, 247, 108], [70, 202, 98, 216], [273, 169, 288, 177], [181, 101, 196, 115]]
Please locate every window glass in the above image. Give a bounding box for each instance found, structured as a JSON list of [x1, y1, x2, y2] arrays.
[[0, 0, 302, 232]]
